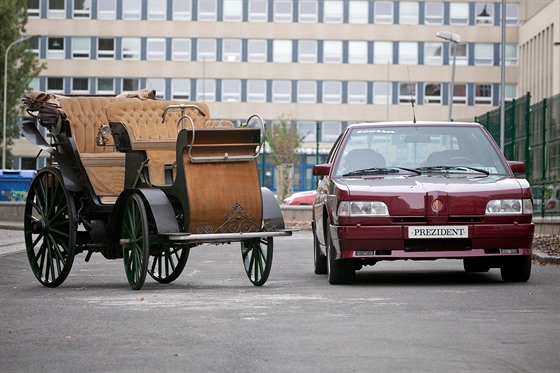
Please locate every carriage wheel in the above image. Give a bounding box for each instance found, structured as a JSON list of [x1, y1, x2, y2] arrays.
[[148, 246, 190, 283], [241, 237, 273, 286], [24, 167, 77, 288], [121, 194, 149, 290]]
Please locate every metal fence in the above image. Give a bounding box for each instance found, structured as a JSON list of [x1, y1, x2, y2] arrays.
[[475, 93, 560, 217]]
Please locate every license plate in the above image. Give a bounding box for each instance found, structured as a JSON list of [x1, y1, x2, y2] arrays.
[[408, 226, 469, 239]]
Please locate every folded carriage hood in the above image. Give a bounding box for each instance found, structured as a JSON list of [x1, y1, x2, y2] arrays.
[[335, 174, 528, 216]]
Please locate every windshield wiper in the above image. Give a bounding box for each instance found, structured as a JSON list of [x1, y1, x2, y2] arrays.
[[343, 167, 421, 177], [417, 166, 490, 176]]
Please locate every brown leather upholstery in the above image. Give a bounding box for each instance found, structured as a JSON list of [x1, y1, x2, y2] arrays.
[[57, 96, 138, 199]]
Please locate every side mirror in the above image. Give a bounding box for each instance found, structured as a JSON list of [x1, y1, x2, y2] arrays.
[[508, 161, 526, 177], [313, 163, 331, 177]]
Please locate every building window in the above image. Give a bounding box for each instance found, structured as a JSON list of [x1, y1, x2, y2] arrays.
[[449, 3, 469, 25], [222, 79, 241, 102], [97, 0, 116, 20], [249, 0, 268, 22], [373, 82, 391, 104], [172, 39, 191, 60], [374, 1, 393, 24], [297, 81, 316, 103], [349, 1, 368, 24], [72, 37, 90, 59], [299, 0, 318, 22], [47, 77, 64, 93], [323, 40, 343, 63], [274, 0, 292, 22], [424, 42, 443, 65], [424, 2, 443, 24], [297, 121, 317, 142], [348, 41, 368, 64], [123, 78, 140, 92], [321, 121, 343, 142], [29, 36, 40, 57], [272, 80, 292, 103], [273, 40, 292, 63], [197, 79, 216, 101], [323, 0, 343, 23], [47, 0, 65, 19], [474, 43, 493, 65], [172, 0, 191, 20], [222, 39, 242, 62], [399, 82, 416, 103], [73, 0, 91, 18], [146, 78, 165, 99], [399, 2, 418, 25], [298, 40, 317, 63], [172, 78, 190, 100], [122, 38, 141, 60], [97, 78, 114, 93], [398, 42, 417, 65], [98, 38, 115, 59], [450, 43, 468, 66], [322, 81, 342, 104], [147, 38, 166, 60], [198, 0, 217, 21], [374, 41, 393, 64], [505, 84, 517, 102], [505, 44, 517, 65], [452, 84, 467, 105], [247, 80, 267, 102], [475, 3, 493, 25], [27, 0, 40, 17], [505, 3, 519, 26], [348, 81, 367, 104], [147, 0, 167, 20], [197, 39, 216, 61], [248, 39, 267, 62], [424, 83, 441, 104], [474, 84, 492, 105], [71, 78, 89, 93], [223, 0, 242, 21], [47, 37, 65, 59], [122, 0, 141, 20]]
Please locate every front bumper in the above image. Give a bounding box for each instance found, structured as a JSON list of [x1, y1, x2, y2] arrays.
[[331, 223, 534, 259]]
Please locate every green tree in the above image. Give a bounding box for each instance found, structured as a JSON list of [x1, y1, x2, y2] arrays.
[[1, 0, 45, 168], [265, 116, 305, 202]]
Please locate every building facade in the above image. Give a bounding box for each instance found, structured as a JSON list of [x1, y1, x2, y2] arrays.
[[13, 0, 560, 191]]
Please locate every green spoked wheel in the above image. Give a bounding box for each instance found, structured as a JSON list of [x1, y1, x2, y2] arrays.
[[148, 246, 190, 283], [121, 194, 150, 290], [24, 168, 77, 287], [241, 237, 273, 286]]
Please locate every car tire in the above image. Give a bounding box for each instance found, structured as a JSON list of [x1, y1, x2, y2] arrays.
[[463, 258, 490, 273], [326, 230, 355, 285], [313, 232, 327, 275], [500, 256, 531, 282]]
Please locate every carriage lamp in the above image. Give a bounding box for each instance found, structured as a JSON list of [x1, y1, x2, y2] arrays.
[[96, 125, 112, 146]]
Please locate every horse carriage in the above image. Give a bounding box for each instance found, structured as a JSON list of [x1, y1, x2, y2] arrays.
[[19, 89, 292, 290]]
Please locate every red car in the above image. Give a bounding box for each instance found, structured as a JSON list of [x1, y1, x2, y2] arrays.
[[312, 121, 534, 284], [283, 190, 317, 205]]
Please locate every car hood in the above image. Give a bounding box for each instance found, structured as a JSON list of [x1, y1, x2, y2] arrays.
[[335, 174, 526, 216]]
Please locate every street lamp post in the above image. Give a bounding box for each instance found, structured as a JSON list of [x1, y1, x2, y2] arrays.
[[2, 35, 34, 170], [436, 31, 462, 121]]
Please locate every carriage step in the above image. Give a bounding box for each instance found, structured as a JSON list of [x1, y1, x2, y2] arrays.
[[160, 230, 294, 243]]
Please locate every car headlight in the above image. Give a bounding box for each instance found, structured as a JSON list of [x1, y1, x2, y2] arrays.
[[338, 201, 389, 216], [485, 199, 533, 215]]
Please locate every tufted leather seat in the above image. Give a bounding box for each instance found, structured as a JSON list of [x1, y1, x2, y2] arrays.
[[105, 100, 234, 186], [58, 96, 139, 200]]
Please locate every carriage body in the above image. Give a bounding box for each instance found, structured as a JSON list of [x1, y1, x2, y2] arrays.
[[19, 90, 291, 289]]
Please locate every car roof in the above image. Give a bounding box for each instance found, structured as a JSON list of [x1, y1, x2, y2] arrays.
[[347, 121, 482, 129]]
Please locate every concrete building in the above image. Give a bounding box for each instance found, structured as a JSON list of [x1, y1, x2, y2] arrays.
[[12, 0, 560, 191]]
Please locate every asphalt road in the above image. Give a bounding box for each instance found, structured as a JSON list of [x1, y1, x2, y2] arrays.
[[1, 229, 559, 372]]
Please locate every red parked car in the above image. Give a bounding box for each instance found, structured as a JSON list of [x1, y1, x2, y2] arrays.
[[283, 190, 317, 205], [312, 121, 534, 284]]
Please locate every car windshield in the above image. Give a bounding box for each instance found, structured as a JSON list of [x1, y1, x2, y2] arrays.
[[333, 124, 509, 177]]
